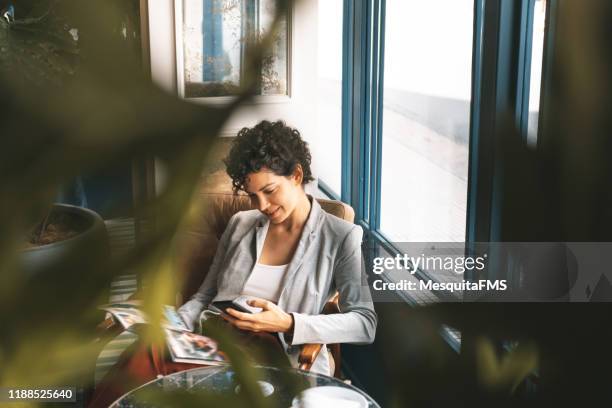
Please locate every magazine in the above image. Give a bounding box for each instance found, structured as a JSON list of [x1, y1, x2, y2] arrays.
[[162, 305, 190, 332], [99, 301, 190, 332], [164, 328, 227, 365], [99, 301, 226, 365]]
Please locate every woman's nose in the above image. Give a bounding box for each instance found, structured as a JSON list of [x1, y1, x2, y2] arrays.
[[256, 195, 270, 212]]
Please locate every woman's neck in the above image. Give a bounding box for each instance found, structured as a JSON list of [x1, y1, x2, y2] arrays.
[[277, 192, 311, 233]]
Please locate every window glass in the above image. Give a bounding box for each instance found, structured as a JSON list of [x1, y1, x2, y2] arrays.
[[379, 0, 473, 242], [527, 0, 547, 146], [313, 0, 343, 195]]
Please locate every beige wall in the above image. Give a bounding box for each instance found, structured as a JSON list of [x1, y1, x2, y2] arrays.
[[147, 0, 318, 138], [147, 0, 319, 194]]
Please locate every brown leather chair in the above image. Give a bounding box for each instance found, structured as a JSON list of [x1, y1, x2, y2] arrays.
[[175, 182, 354, 378]]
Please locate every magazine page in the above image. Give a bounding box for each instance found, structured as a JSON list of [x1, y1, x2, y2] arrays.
[[103, 307, 147, 330], [162, 305, 190, 332], [99, 302, 189, 332], [164, 329, 227, 365]]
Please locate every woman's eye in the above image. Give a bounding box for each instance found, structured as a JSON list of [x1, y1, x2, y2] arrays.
[[263, 188, 276, 194]]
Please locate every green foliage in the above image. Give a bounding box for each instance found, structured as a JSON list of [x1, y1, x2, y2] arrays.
[[4, 0, 611, 406], [0, 0, 291, 405], [0, 1, 78, 89], [475, 337, 538, 393]]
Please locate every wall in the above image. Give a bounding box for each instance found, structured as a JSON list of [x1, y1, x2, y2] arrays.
[[146, 0, 319, 192]]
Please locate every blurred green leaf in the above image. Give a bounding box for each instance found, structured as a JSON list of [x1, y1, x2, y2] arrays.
[[476, 337, 538, 393]]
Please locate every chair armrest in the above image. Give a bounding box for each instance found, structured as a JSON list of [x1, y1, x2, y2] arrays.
[[297, 292, 341, 372], [298, 343, 323, 371], [322, 293, 341, 314]]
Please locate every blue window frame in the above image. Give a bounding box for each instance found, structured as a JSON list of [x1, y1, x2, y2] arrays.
[[342, 0, 383, 230], [338, 0, 556, 289]]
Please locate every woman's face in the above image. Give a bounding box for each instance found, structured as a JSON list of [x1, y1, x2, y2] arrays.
[[244, 167, 303, 224]]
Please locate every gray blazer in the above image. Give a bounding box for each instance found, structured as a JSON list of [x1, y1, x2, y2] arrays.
[[190, 198, 377, 374]]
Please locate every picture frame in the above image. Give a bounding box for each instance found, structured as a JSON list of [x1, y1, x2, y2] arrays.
[[174, 0, 292, 104]]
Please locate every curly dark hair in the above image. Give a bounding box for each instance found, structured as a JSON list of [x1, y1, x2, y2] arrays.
[[224, 120, 314, 193]]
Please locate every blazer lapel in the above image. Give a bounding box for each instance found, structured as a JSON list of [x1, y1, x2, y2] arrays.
[[254, 215, 270, 263], [232, 214, 269, 294], [278, 197, 322, 305]]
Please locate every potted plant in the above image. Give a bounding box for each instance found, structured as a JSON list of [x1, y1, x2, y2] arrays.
[[21, 203, 109, 277]]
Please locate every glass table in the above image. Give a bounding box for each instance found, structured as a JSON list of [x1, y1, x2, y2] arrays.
[[110, 365, 380, 407]]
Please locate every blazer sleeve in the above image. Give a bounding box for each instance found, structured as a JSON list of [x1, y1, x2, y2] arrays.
[[190, 213, 237, 307], [290, 225, 377, 345]]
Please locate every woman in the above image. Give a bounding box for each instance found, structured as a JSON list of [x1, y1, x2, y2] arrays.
[[179, 120, 377, 375]]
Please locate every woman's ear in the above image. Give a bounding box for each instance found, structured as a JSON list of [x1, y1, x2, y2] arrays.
[[292, 164, 304, 185]]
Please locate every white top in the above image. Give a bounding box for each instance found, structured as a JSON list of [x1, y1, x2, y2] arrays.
[[241, 262, 289, 303]]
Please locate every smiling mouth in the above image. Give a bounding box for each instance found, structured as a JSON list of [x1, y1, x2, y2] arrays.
[[267, 207, 280, 217]]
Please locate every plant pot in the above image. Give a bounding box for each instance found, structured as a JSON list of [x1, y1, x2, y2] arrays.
[[20, 204, 110, 277], [17, 204, 111, 397]]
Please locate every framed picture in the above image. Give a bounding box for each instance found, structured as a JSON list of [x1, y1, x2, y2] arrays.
[[174, 0, 291, 101]]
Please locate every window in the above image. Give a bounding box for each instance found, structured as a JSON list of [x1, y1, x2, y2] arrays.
[[314, 0, 343, 196], [341, 0, 555, 291], [336, 0, 561, 375], [379, 0, 473, 242]]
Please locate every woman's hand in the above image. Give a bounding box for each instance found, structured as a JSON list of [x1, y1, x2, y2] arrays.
[[223, 298, 294, 333]]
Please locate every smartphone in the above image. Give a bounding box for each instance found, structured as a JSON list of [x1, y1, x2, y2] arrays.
[[209, 300, 253, 315]]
